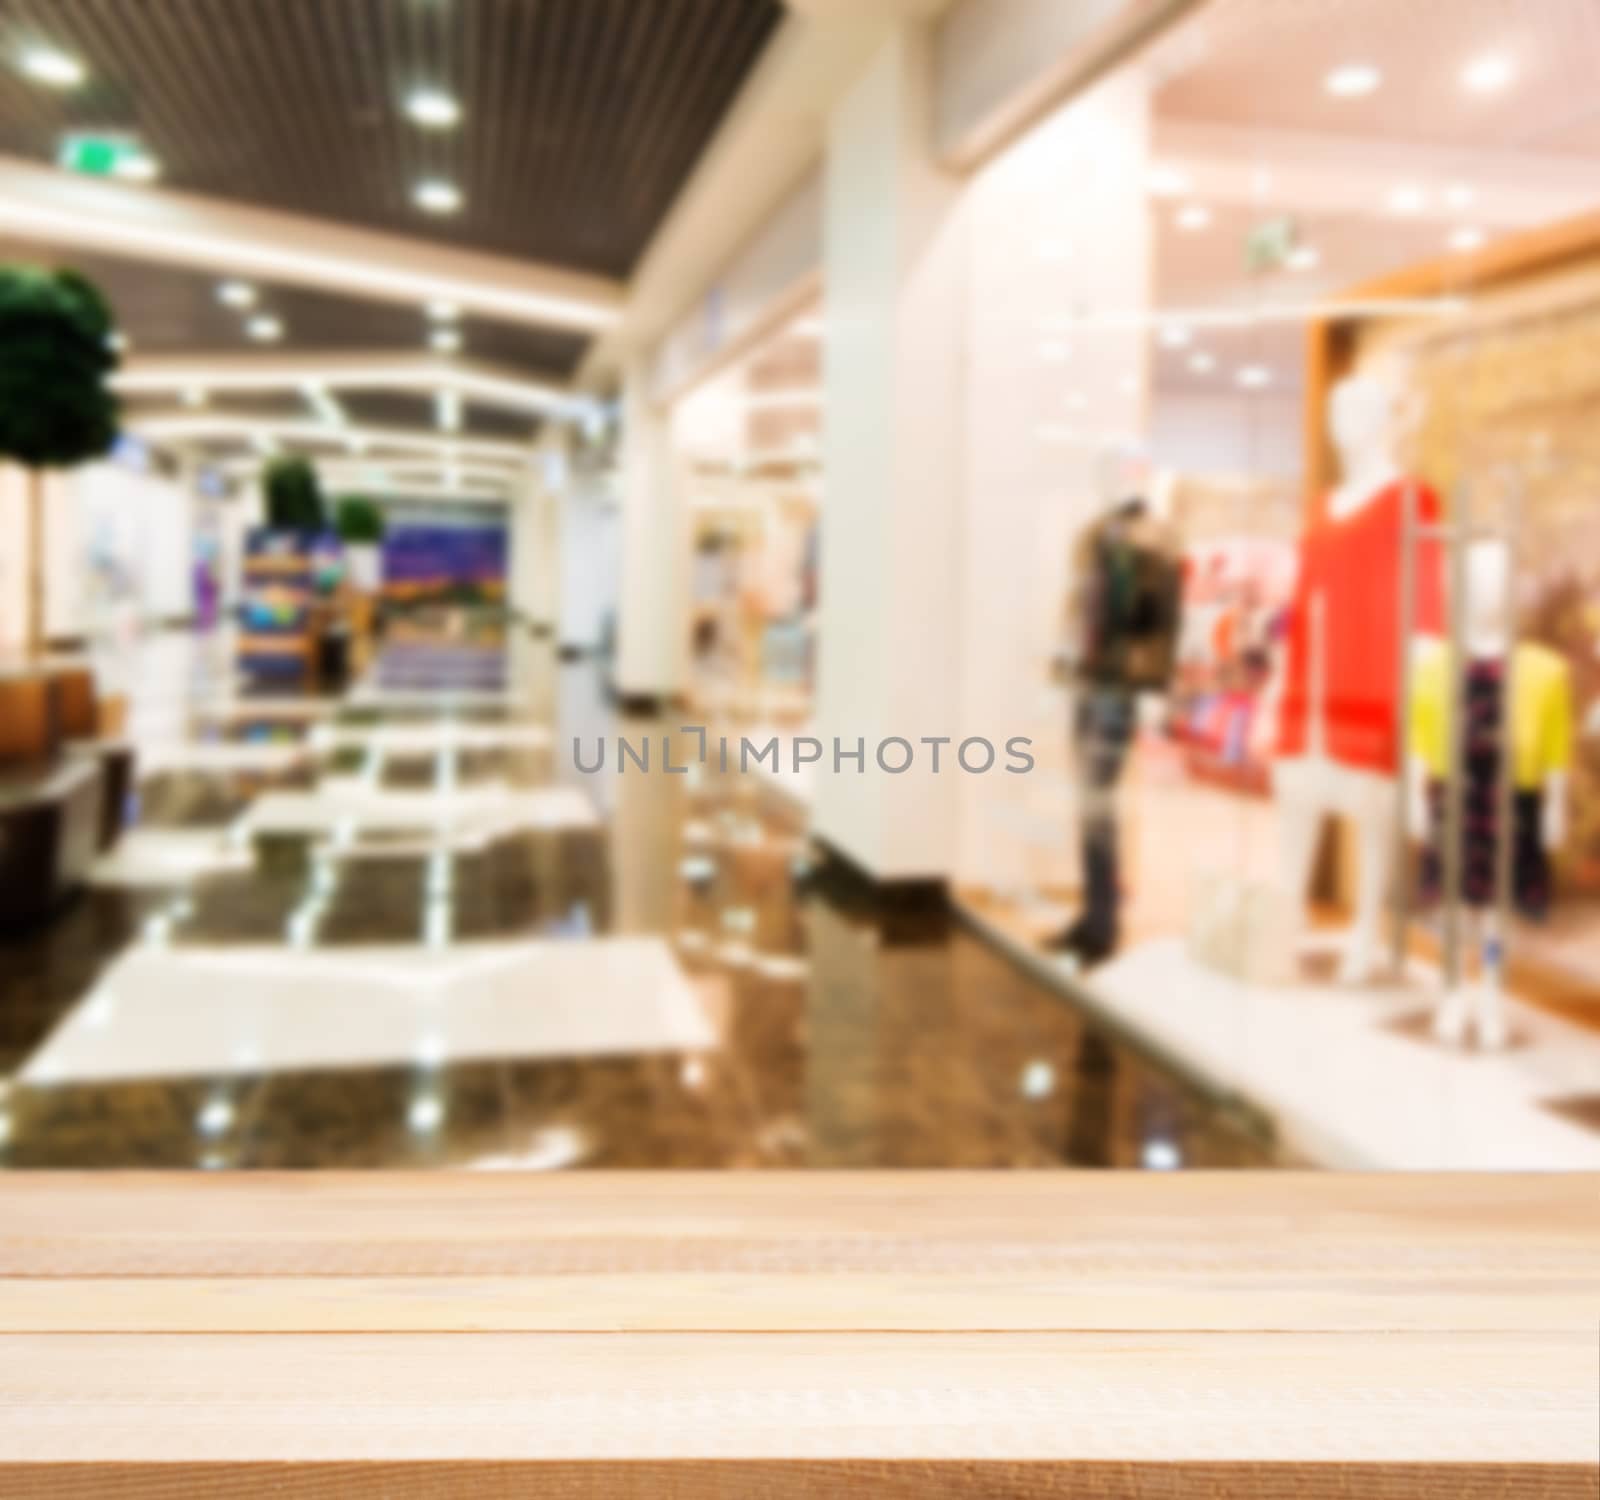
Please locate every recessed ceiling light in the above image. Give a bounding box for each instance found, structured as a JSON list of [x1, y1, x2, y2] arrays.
[[1019, 1060, 1055, 1100], [430, 327, 462, 353], [246, 315, 283, 342], [405, 87, 461, 129], [1189, 352, 1216, 374], [195, 1096, 234, 1138], [217, 280, 257, 309], [1387, 184, 1426, 216], [113, 153, 160, 184], [1461, 53, 1514, 94], [1175, 204, 1212, 232], [414, 179, 462, 215], [20, 46, 85, 89], [1448, 227, 1487, 253], [426, 299, 459, 322], [1444, 183, 1477, 210], [1237, 365, 1273, 389], [1325, 63, 1381, 97], [1159, 325, 1192, 349], [1147, 163, 1191, 198], [407, 1092, 444, 1134], [1286, 244, 1321, 272], [1142, 1138, 1182, 1171]]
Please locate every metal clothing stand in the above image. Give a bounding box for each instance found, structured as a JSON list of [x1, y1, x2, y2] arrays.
[[1392, 474, 1521, 994]]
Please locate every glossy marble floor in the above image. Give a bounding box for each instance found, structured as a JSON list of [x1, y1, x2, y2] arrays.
[[0, 628, 1279, 1170]]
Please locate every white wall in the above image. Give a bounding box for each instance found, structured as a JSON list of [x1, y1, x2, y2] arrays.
[[72, 462, 195, 626], [934, 0, 1196, 165], [0, 458, 195, 653], [648, 167, 823, 404]]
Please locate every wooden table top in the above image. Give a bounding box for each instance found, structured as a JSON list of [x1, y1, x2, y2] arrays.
[[0, 1172, 1596, 1496]]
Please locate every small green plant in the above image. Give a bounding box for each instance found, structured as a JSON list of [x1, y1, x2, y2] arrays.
[[334, 494, 385, 545], [0, 265, 121, 656], [263, 455, 328, 533]]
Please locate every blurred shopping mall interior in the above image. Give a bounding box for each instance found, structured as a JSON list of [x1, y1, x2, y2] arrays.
[[2, 0, 1600, 1171]]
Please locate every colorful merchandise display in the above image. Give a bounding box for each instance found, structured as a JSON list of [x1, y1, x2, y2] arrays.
[[236, 529, 319, 682]]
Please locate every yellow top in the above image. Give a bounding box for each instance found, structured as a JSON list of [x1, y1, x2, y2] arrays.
[[1408, 640, 1573, 790]]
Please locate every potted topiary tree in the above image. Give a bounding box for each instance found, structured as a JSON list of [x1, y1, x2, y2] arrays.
[[0, 266, 121, 658], [262, 454, 328, 534], [334, 493, 385, 591]]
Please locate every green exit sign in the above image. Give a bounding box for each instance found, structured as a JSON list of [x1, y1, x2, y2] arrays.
[[58, 131, 157, 181]]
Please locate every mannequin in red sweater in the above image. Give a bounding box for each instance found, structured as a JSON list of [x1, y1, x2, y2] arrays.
[[1270, 372, 1445, 984]]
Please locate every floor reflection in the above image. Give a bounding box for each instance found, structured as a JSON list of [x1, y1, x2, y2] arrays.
[[0, 631, 1279, 1170]]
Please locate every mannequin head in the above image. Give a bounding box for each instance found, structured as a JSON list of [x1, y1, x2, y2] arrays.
[[1464, 538, 1512, 656], [1093, 440, 1152, 513], [1328, 373, 1400, 479]]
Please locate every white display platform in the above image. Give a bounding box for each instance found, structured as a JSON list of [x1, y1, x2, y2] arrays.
[[346, 683, 530, 713], [89, 829, 252, 889], [190, 697, 337, 726], [238, 785, 600, 841], [1082, 936, 1600, 1170], [307, 722, 554, 754], [138, 741, 312, 776], [22, 937, 714, 1084]]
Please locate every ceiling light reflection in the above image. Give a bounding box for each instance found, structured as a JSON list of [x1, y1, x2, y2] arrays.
[[20, 47, 85, 88], [1325, 63, 1381, 97], [406, 87, 461, 128]]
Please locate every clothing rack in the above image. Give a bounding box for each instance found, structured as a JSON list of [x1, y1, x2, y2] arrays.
[[1394, 475, 1521, 992]]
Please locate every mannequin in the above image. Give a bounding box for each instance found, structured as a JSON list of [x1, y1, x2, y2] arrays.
[[1273, 373, 1445, 984], [1052, 441, 1182, 967], [1407, 540, 1572, 1049]]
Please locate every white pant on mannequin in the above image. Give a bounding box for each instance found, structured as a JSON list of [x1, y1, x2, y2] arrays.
[[1274, 756, 1397, 985], [1432, 910, 1509, 1050]]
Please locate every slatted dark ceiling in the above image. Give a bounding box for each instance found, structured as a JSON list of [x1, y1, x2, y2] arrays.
[[0, 237, 588, 375], [0, 0, 782, 279]]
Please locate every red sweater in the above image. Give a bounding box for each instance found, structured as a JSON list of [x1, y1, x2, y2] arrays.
[[1276, 479, 1445, 773]]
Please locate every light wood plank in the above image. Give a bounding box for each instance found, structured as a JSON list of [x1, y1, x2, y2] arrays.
[[4, 1173, 1597, 1275], [0, 1270, 1590, 1333], [0, 1331, 1590, 1465], [1, 1174, 1594, 1493]]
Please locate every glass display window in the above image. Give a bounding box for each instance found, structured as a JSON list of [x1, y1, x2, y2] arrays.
[[671, 304, 822, 733], [950, 0, 1600, 1167]]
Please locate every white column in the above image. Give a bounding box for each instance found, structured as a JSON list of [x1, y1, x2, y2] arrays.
[[530, 431, 567, 633], [615, 361, 688, 703], [812, 23, 968, 882], [507, 448, 561, 634]]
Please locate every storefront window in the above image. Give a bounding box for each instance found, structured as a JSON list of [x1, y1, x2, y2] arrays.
[[956, 0, 1600, 1165], [673, 304, 822, 740]]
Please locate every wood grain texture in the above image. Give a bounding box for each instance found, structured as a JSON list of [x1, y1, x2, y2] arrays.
[[0, 1174, 1596, 1495]]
